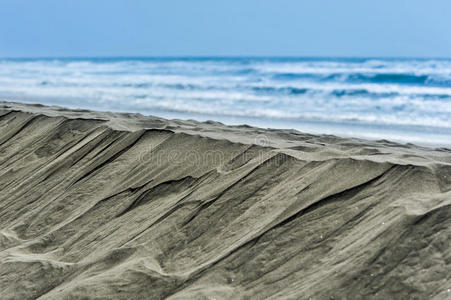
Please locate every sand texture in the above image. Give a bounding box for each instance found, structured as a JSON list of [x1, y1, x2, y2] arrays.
[[0, 101, 451, 299]]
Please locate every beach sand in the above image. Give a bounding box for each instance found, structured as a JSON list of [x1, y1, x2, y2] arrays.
[[0, 101, 450, 299]]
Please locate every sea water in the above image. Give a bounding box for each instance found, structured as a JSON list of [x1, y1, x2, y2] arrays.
[[0, 57, 450, 147]]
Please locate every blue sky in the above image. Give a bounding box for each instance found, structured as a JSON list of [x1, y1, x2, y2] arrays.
[[1, 0, 450, 58]]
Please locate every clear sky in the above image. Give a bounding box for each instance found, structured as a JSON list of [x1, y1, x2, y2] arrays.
[[1, 0, 450, 58]]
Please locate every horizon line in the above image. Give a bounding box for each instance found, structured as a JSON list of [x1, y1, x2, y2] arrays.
[[1, 55, 451, 60]]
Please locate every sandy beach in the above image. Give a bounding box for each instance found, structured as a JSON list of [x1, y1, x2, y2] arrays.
[[0, 101, 450, 299]]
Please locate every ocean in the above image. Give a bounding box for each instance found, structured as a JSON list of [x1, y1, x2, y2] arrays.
[[1, 57, 450, 146]]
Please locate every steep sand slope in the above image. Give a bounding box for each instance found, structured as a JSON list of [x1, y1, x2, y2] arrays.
[[0, 102, 451, 299]]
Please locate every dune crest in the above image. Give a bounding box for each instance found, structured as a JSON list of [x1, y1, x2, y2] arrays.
[[0, 102, 451, 299]]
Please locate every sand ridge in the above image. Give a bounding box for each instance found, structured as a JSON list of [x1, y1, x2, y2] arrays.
[[0, 101, 450, 299]]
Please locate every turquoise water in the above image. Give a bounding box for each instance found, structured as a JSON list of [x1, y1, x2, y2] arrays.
[[0, 57, 450, 146]]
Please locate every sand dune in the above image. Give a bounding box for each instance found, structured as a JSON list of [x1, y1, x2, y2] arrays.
[[0, 101, 451, 299]]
